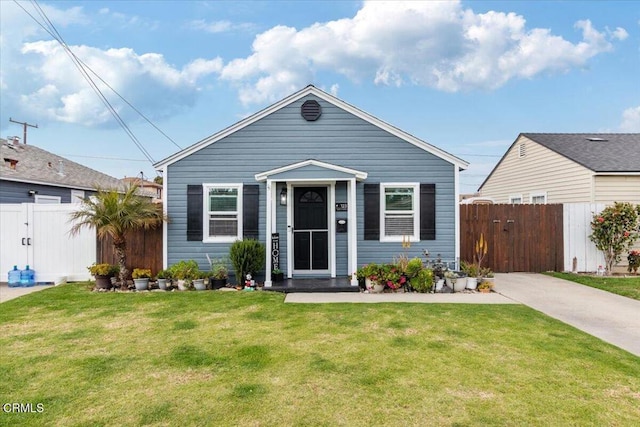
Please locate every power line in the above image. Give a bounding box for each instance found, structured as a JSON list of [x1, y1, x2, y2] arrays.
[[59, 153, 151, 162], [15, 1, 182, 165]]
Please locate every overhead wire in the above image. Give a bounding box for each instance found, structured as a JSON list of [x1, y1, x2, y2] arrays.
[[15, 0, 183, 168]]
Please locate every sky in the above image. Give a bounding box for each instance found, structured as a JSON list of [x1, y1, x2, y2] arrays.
[[1, 0, 639, 194]]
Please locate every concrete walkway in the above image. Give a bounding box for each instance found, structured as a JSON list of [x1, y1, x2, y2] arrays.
[[494, 273, 640, 357], [0, 283, 53, 303]]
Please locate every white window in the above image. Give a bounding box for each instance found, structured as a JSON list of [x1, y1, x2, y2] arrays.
[[509, 195, 523, 204], [204, 184, 242, 242], [530, 192, 547, 204], [70, 190, 85, 203], [380, 183, 420, 242], [34, 195, 61, 204]]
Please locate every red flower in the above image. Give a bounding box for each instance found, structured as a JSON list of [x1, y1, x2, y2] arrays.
[[624, 231, 630, 237], [597, 217, 605, 223]]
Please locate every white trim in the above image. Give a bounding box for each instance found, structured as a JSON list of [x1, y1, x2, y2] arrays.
[[530, 191, 547, 204], [264, 180, 273, 287], [509, 194, 523, 204], [34, 195, 61, 204], [348, 178, 358, 286], [454, 165, 460, 270], [162, 165, 168, 270], [290, 183, 333, 276], [202, 183, 243, 243], [594, 172, 640, 176], [155, 85, 468, 171], [70, 190, 85, 203], [329, 182, 336, 278], [255, 159, 368, 182], [379, 182, 420, 243]]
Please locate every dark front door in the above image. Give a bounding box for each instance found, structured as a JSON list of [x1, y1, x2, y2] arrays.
[[293, 187, 329, 272]]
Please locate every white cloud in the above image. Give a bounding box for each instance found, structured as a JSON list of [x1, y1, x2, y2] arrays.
[[17, 40, 222, 126], [0, 2, 221, 127], [220, 0, 626, 104], [189, 19, 254, 34], [609, 27, 629, 41], [620, 106, 640, 132]]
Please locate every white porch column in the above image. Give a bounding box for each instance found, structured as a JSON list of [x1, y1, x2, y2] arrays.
[[264, 180, 273, 287], [348, 178, 358, 286]]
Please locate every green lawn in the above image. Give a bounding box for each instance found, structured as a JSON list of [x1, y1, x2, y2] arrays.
[[546, 272, 640, 301], [1, 284, 639, 426]]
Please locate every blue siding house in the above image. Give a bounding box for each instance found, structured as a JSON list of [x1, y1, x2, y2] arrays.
[[1, 137, 125, 204], [155, 85, 468, 287]]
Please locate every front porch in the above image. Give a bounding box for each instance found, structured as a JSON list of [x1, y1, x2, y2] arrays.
[[265, 277, 360, 293]]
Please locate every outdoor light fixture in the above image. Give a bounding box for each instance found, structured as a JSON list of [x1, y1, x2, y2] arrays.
[[28, 190, 38, 196], [280, 188, 287, 206]]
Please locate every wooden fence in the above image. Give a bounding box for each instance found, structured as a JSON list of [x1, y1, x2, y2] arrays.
[[460, 204, 564, 273], [97, 227, 163, 277]]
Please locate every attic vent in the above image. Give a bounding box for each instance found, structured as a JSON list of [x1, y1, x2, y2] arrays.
[[518, 142, 526, 158], [587, 137, 608, 142], [4, 158, 18, 169], [301, 100, 322, 121]]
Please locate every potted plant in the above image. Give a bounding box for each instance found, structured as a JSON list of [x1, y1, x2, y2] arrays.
[[460, 261, 479, 290], [478, 279, 494, 293], [156, 269, 171, 290], [229, 239, 265, 287], [132, 268, 151, 291], [87, 263, 119, 289], [480, 267, 494, 288], [444, 271, 464, 292], [381, 263, 406, 292], [193, 270, 207, 291], [210, 259, 229, 289], [271, 268, 284, 283], [358, 263, 383, 292], [169, 259, 198, 291], [410, 267, 434, 293]]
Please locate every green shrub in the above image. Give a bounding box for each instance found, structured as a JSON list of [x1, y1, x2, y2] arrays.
[[410, 268, 434, 293], [229, 239, 265, 284], [405, 257, 423, 278]]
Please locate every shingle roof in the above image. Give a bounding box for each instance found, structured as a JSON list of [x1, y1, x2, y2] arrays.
[[522, 133, 640, 172], [1, 138, 125, 190]]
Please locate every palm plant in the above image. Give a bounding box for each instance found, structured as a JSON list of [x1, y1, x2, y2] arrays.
[[69, 184, 168, 288]]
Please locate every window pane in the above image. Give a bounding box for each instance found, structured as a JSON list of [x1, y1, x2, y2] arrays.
[[385, 187, 413, 211], [209, 215, 237, 236], [209, 188, 237, 211], [384, 214, 414, 236]]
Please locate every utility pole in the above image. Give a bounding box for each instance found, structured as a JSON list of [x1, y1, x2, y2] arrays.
[[9, 118, 38, 145]]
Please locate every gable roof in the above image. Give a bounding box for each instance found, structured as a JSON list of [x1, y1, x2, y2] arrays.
[[1, 138, 124, 191], [478, 132, 640, 191], [154, 85, 468, 171], [255, 159, 368, 181], [522, 133, 640, 173]]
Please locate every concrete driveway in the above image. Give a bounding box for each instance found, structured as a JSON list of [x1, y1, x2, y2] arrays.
[[0, 283, 53, 303], [495, 273, 640, 357]]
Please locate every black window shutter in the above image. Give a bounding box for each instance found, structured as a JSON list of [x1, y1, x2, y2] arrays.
[[243, 185, 259, 239], [187, 185, 203, 241], [420, 184, 436, 240], [364, 183, 380, 240]]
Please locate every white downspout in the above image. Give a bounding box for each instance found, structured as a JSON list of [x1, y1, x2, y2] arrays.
[[264, 180, 273, 287], [349, 177, 358, 286]]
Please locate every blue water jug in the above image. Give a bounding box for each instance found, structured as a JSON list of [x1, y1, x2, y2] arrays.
[[20, 265, 36, 287], [8, 266, 21, 287]]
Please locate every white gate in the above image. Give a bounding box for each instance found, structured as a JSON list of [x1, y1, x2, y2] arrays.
[[0, 203, 95, 283], [563, 203, 606, 272]]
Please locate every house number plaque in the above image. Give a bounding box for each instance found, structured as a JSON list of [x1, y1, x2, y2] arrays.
[[335, 203, 348, 211]]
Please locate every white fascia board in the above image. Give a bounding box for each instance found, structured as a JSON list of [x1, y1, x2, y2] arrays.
[[594, 172, 640, 176], [255, 159, 368, 181], [154, 85, 469, 171]]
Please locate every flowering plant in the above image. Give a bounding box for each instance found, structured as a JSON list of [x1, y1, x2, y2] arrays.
[[381, 264, 406, 290], [628, 250, 640, 274], [589, 202, 640, 275]]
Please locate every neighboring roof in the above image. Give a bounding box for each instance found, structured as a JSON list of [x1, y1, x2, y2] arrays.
[[479, 132, 640, 190], [122, 177, 162, 189], [154, 85, 469, 171], [1, 138, 124, 191], [522, 133, 640, 173]]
